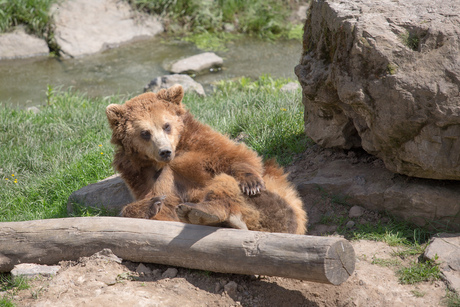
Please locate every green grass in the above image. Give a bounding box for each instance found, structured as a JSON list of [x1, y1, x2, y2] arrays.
[[129, 0, 302, 46], [0, 76, 307, 222], [397, 258, 441, 285], [0, 91, 118, 222], [0, 0, 55, 36]]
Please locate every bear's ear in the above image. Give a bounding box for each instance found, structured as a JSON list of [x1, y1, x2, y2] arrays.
[[157, 84, 184, 105], [106, 104, 125, 128]]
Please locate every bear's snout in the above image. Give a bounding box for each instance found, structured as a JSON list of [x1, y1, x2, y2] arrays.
[[158, 148, 173, 162]]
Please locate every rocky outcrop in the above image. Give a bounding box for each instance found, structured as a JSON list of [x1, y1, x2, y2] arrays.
[[290, 146, 460, 231], [51, 0, 163, 58], [144, 74, 205, 96], [295, 0, 460, 180], [169, 52, 223, 75], [0, 28, 49, 60]]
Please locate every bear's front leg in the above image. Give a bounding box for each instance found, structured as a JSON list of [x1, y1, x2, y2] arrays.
[[230, 162, 266, 196]]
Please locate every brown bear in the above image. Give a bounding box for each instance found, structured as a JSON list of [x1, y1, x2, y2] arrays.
[[106, 85, 307, 234]]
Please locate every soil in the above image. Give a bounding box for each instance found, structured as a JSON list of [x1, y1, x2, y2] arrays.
[[4, 147, 452, 307]]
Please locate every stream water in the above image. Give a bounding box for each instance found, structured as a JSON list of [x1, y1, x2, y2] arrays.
[[0, 37, 302, 108]]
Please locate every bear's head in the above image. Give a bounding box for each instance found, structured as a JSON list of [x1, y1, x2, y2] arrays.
[[106, 85, 186, 164]]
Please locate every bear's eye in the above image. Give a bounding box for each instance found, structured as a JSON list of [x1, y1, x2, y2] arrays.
[[163, 123, 171, 133], [140, 130, 151, 140]]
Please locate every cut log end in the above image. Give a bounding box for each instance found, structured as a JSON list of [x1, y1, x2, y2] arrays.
[[324, 239, 356, 285]]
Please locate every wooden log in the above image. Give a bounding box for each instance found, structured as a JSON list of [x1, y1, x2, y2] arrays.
[[0, 217, 355, 285]]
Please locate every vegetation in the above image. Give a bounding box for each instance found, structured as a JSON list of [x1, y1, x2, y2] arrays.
[[0, 274, 30, 307], [129, 0, 301, 39], [0, 0, 304, 52], [397, 257, 441, 285], [0, 0, 55, 36], [0, 76, 306, 222]]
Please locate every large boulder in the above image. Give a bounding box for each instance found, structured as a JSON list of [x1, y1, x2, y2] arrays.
[[0, 27, 49, 60], [295, 0, 460, 180], [51, 0, 163, 58]]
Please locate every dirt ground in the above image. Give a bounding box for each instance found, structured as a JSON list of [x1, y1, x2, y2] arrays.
[[4, 146, 453, 307]]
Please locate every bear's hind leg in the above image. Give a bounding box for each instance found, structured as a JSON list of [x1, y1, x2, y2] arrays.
[[176, 173, 256, 229]]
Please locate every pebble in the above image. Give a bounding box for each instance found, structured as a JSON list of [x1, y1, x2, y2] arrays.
[[345, 220, 356, 228], [349, 205, 365, 218]]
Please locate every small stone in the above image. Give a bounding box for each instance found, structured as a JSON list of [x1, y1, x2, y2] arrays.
[[215, 282, 223, 293], [136, 263, 152, 276], [26, 106, 40, 114], [144, 74, 205, 96], [349, 206, 365, 218], [280, 82, 300, 92], [11, 264, 60, 279], [170, 52, 223, 75], [162, 268, 178, 279], [224, 281, 238, 299], [345, 220, 355, 228]]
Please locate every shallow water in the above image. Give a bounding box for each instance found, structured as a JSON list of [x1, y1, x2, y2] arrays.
[[0, 37, 301, 108]]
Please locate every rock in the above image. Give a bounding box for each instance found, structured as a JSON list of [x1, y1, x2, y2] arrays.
[[312, 224, 338, 235], [424, 234, 460, 293], [26, 106, 40, 114], [11, 264, 60, 279], [144, 74, 205, 96], [345, 221, 355, 229], [136, 263, 152, 276], [67, 174, 134, 215], [162, 268, 178, 279], [223, 281, 238, 299], [0, 27, 49, 60], [294, 148, 460, 231], [280, 82, 300, 92], [295, 0, 460, 180], [87, 248, 123, 264], [51, 0, 163, 58], [349, 206, 365, 218], [169, 52, 223, 75]]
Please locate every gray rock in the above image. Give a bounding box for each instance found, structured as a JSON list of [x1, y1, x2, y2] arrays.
[[349, 206, 365, 218], [51, 0, 163, 58], [295, 153, 460, 231], [136, 263, 152, 276], [224, 281, 238, 299], [295, 0, 460, 180], [345, 220, 355, 229], [11, 264, 60, 279], [0, 27, 49, 60], [280, 82, 300, 92], [144, 74, 205, 96], [169, 52, 223, 75], [26, 106, 40, 114], [67, 174, 134, 215], [162, 268, 178, 279], [88, 248, 123, 264], [424, 234, 460, 293]]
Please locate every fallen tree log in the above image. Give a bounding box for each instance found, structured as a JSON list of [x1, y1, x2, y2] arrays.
[[0, 217, 355, 285]]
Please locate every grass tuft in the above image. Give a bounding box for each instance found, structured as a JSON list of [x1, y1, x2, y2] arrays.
[[397, 257, 441, 284]]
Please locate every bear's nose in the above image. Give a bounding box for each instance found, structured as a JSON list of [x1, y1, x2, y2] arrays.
[[159, 149, 172, 160]]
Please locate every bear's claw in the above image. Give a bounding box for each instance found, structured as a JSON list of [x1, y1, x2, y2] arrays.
[[146, 195, 166, 218]]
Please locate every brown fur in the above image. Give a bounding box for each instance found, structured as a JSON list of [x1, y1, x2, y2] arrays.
[[106, 85, 307, 234]]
